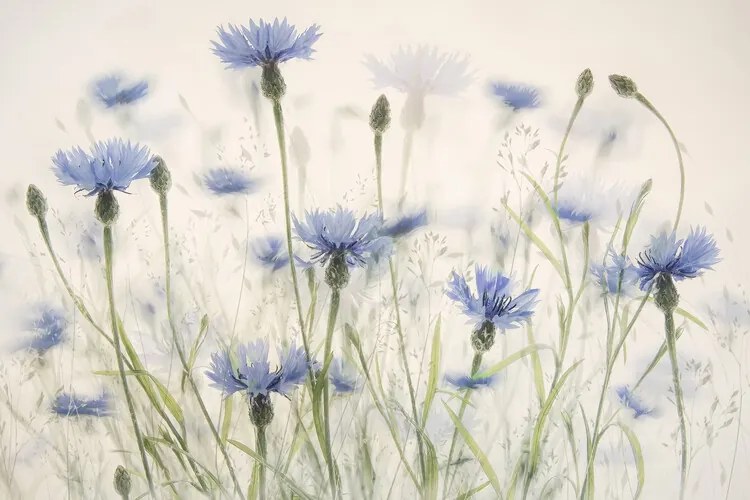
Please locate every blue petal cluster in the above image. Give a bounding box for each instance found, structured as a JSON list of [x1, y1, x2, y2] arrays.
[[490, 82, 541, 111], [635, 226, 720, 290], [206, 340, 310, 398], [52, 392, 112, 417], [591, 248, 639, 295], [252, 236, 290, 271], [445, 371, 496, 390], [18, 307, 67, 354], [212, 18, 321, 69], [52, 138, 156, 196], [556, 204, 593, 224], [615, 386, 653, 418], [93, 75, 149, 108], [293, 206, 386, 267], [203, 168, 256, 196], [380, 210, 428, 239], [329, 358, 360, 394], [446, 265, 539, 331]]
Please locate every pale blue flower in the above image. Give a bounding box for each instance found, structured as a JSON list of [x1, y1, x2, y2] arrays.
[[329, 358, 360, 393], [252, 236, 289, 271], [51, 392, 112, 417], [93, 75, 149, 108], [446, 265, 539, 331], [556, 204, 593, 224], [615, 386, 653, 418], [18, 307, 67, 354], [212, 18, 321, 69], [293, 206, 386, 267], [52, 138, 156, 196], [380, 210, 428, 239], [275, 342, 310, 395], [203, 168, 256, 196], [635, 226, 720, 290], [445, 371, 496, 390], [591, 248, 639, 295], [490, 82, 541, 111]]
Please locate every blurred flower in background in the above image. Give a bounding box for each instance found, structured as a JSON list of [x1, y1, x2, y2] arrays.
[[51, 392, 113, 418], [490, 81, 541, 111], [16, 306, 68, 355], [203, 167, 257, 196], [329, 358, 360, 394], [591, 248, 640, 296], [92, 75, 149, 108]]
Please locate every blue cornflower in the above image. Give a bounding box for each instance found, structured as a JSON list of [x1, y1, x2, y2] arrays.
[[635, 226, 720, 290], [329, 358, 360, 394], [51, 392, 112, 417], [446, 265, 539, 331], [18, 307, 67, 354], [293, 206, 386, 268], [93, 75, 149, 108], [380, 210, 428, 239], [203, 168, 257, 196], [252, 236, 289, 271], [591, 248, 639, 295], [275, 342, 311, 395], [212, 18, 321, 69], [52, 138, 156, 196], [615, 386, 654, 418], [556, 204, 593, 224], [490, 82, 541, 111], [445, 371, 496, 390]]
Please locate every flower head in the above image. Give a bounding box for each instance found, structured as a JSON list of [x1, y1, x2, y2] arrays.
[[364, 45, 472, 96], [252, 236, 289, 271], [275, 342, 311, 395], [446, 265, 539, 331], [554, 176, 632, 227], [293, 206, 386, 268], [635, 226, 720, 290], [51, 392, 112, 417], [52, 139, 156, 196], [18, 307, 67, 354], [380, 210, 428, 239], [490, 82, 541, 111], [591, 248, 639, 296], [329, 358, 360, 393], [203, 168, 256, 196], [615, 386, 653, 418], [445, 371, 496, 390], [92, 75, 149, 108], [212, 18, 321, 69]]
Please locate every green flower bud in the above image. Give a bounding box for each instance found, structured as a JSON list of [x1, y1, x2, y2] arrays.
[[325, 252, 350, 290], [95, 191, 119, 226], [369, 94, 391, 134], [113, 465, 131, 497], [470, 320, 496, 353], [261, 63, 287, 101], [575, 68, 594, 99], [149, 156, 171, 195], [608, 74, 638, 98], [654, 273, 679, 313], [26, 184, 48, 219], [249, 394, 274, 428]]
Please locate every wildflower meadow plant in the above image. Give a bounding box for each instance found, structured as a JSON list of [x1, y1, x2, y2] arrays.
[[92, 75, 149, 108]]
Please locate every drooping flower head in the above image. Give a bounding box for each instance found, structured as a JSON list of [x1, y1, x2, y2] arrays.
[[615, 386, 654, 418], [445, 371, 497, 390], [635, 226, 720, 290], [51, 392, 112, 417], [17, 306, 68, 355], [380, 210, 428, 239], [490, 82, 541, 111], [591, 248, 639, 296], [329, 358, 360, 394], [92, 75, 149, 108], [212, 18, 321, 69], [203, 168, 257, 196], [52, 139, 156, 196]]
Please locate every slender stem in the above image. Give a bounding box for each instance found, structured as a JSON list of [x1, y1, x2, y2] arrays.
[[443, 352, 482, 496], [374, 133, 384, 213], [635, 93, 685, 232], [663, 309, 688, 500], [323, 288, 341, 499], [256, 425, 268, 500], [553, 98, 583, 208], [102, 226, 155, 498], [397, 130, 414, 211], [724, 356, 743, 500], [157, 194, 243, 498]]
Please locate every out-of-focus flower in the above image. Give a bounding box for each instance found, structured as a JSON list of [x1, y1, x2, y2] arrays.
[[252, 236, 289, 271], [329, 358, 360, 393], [445, 371, 496, 390], [380, 210, 428, 239], [615, 386, 654, 418], [591, 248, 639, 296], [553, 176, 632, 227], [92, 75, 149, 108], [17, 306, 67, 355], [51, 392, 112, 417], [203, 168, 257, 196], [490, 82, 541, 111]]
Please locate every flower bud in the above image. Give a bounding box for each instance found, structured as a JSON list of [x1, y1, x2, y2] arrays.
[[249, 393, 274, 428], [261, 63, 287, 101], [608, 74, 638, 98], [95, 190, 119, 226], [575, 68, 594, 99], [654, 273, 680, 313], [113, 465, 131, 498], [470, 320, 496, 353], [325, 252, 350, 290], [26, 184, 48, 219], [369, 94, 391, 134], [149, 156, 171, 195]]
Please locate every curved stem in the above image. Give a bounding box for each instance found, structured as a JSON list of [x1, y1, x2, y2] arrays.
[[323, 289, 341, 499], [158, 194, 243, 498], [635, 93, 685, 232], [663, 310, 688, 500], [103, 226, 155, 497], [256, 425, 268, 500], [553, 98, 583, 208]]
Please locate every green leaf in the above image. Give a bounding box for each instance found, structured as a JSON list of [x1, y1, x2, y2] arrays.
[[608, 423, 645, 499], [502, 201, 564, 280], [475, 344, 554, 379], [421, 315, 442, 426], [622, 179, 652, 251], [443, 402, 504, 499], [525, 326, 546, 405], [457, 481, 490, 499], [94, 369, 184, 426], [220, 396, 233, 444], [183, 313, 210, 391]]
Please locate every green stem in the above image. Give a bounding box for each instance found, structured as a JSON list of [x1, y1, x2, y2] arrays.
[[103, 226, 155, 498], [256, 425, 268, 500], [635, 93, 685, 232], [553, 98, 583, 208], [158, 194, 243, 498], [323, 288, 342, 499], [663, 309, 688, 500], [443, 352, 482, 496]]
